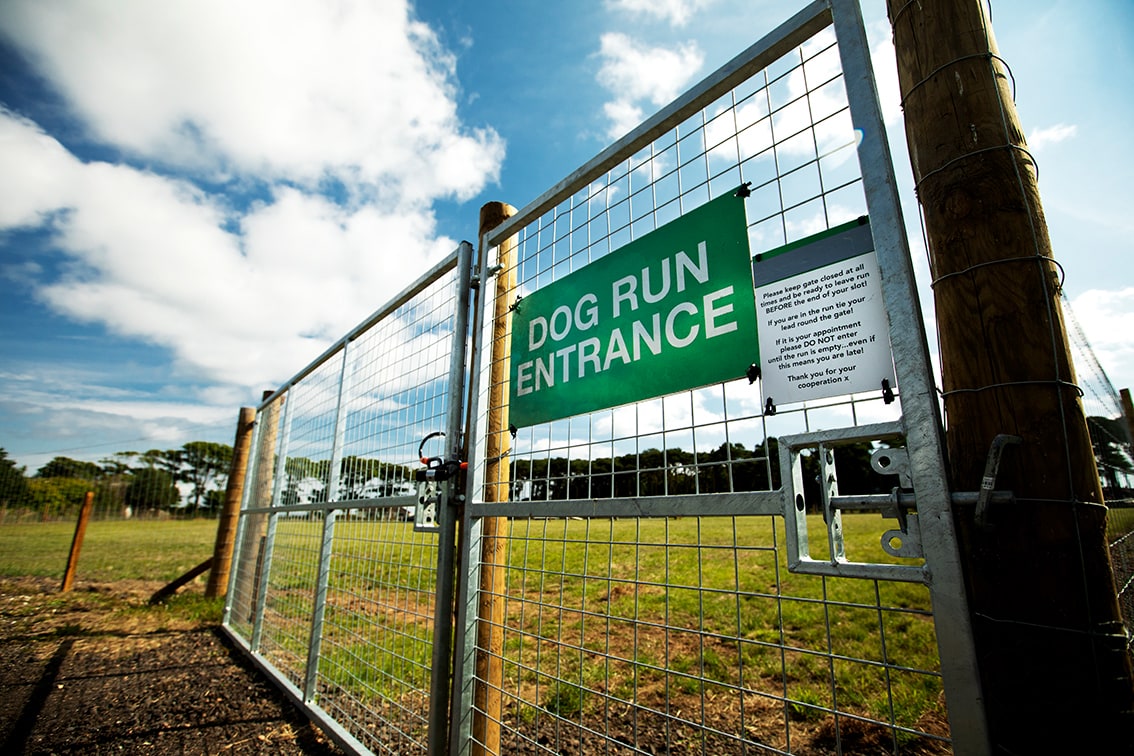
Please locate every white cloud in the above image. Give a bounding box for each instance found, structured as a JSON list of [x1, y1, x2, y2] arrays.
[[603, 100, 647, 143], [6, 130, 457, 390], [0, 0, 503, 201], [596, 32, 704, 140], [867, 20, 903, 127], [0, 0, 502, 423], [1028, 123, 1078, 151], [606, 0, 714, 27], [0, 108, 82, 228], [0, 365, 237, 471]]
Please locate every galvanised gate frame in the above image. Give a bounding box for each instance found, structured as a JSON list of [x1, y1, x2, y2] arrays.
[[224, 1, 990, 753], [455, 0, 986, 753], [223, 244, 474, 754]]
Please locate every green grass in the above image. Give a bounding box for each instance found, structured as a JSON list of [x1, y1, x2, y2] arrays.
[[492, 515, 944, 736], [0, 519, 219, 582], [0, 513, 948, 740], [1108, 506, 1134, 540]]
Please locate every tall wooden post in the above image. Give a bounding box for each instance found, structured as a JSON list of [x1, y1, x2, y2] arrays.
[[231, 391, 283, 622], [206, 406, 257, 599], [886, 1, 1134, 750], [472, 201, 516, 756]]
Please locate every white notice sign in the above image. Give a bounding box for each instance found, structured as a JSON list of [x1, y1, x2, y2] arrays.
[[753, 219, 896, 405]]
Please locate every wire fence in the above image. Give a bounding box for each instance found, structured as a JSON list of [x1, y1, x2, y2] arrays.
[[222, 244, 473, 754]]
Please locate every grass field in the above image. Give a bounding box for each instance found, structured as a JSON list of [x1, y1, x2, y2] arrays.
[[0, 518, 219, 583], [5, 509, 1132, 753], [230, 512, 952, 752], [1108, 506, 1134, 540]]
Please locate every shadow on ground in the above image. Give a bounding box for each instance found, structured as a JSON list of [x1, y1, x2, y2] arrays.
[[0, 577, 344, 755]]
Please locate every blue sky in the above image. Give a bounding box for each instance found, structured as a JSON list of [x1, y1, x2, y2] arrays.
[[1, 0, 1131, 473]]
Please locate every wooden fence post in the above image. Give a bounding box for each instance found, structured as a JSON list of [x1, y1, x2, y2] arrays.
[[206, 406, 257, 599], [887, 0, 1134, 748], [230, 391, 283, 622], [60, 491, 94, 592], [472, 201, 517, 755]]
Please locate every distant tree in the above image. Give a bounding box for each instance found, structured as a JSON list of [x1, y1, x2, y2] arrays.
[[27, 476, 91, 520], [125, 467, 180, 513], [203, 488, 226, 511], [179, 441, 232, 510], [280, 456, 331, 506], [0, 448, 32, 510], [36, 456, 103, 480], [338, 456, 414, 498]]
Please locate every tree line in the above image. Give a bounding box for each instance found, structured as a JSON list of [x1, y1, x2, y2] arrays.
[[3, 412, 1127, 521], [0, 442, 233, 521]]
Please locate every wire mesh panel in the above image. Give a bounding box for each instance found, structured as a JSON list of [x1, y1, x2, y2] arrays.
[[458, 2, 981, 753], [462, 515, 949, 755], [224, 243, 474, 755]]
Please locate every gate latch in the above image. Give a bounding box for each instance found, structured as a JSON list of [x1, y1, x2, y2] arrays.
[[779, 421, 927, 583], [413, 432, 466, 532], [414, 431, 467, 483]]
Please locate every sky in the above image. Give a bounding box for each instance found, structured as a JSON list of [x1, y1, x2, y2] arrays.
[[1, 0, 1131, 474]]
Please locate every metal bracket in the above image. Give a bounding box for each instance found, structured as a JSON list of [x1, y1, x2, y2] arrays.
[[779, 421, 927, 583], [974, 434, 1022, 527]]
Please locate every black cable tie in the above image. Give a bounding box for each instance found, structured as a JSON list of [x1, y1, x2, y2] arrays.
[[508, 296, 523, 313], [508, 424, 518, 439], [882, 379, 895, 404], [746, 363, 761, 384], [764, 397, 777, 416], [734, 182, 752, 198]]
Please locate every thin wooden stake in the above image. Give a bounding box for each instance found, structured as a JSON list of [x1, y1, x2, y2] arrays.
[[150, 558, 213, 604], [60, 491, 94, 593]]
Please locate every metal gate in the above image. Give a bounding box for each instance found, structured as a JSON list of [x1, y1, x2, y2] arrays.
[[225, 1, 990, 754], [223, 244, 473, 754], [452, 1, 985, 754]]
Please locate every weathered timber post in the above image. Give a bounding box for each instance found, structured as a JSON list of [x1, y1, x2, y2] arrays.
[[206, 406, 257, 599], [886, 0, 1134, 750], [472, 201, 516, 756], [61, 491, 94, 592], [230, 391, 283, 622]]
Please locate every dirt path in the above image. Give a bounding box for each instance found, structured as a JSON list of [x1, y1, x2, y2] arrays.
[[0, 577, 345, 755]]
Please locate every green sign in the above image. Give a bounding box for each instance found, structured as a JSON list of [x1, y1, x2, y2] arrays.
[[509, 192, 759, 427]]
